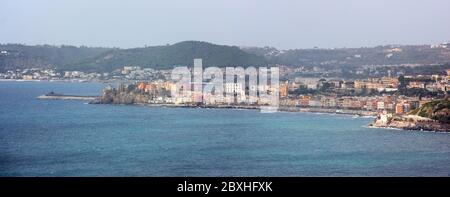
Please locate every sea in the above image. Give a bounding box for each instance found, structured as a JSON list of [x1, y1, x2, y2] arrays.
[[0, 81, 449, 176]]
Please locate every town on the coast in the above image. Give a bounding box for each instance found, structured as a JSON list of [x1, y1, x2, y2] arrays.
[[2, 43, 450, 132], [7, 62, 448, 132]]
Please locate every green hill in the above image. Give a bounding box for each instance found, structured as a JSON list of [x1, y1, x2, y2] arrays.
[[242, 45, 450, 67], [0, 44, 110, 71], [1, 41, 267, 72], [409, 99, 450, 123], [2, 41, 450, 73], [60, 41, 267, 72]]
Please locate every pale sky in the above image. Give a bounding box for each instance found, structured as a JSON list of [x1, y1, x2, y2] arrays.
[[0, 0, 449, 49]]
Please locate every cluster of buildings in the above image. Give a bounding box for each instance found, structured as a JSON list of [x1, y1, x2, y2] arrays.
[[120, 66, 171, 81], [2, 64, 449, 116], [0, 68, 61, 80], [353, 77, 399, 92], [0, 68, 104, 81], [0, 66, 173, 82], [130, 80, 279, 106], [280, 76, 400, 93], [280, 95, 424, 114], [430, 42, 450, 49], [63, 71, 103, 81], [277, 71, 450, 114], [405, 74, 450, 92], [119, 69, 449, 115]]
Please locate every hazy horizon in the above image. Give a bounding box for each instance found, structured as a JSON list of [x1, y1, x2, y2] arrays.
[[1, 39, 450, 50], [1, 0, 449, 49]]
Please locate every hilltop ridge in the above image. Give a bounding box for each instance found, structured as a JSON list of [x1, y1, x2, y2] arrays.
[[2, 41, 450, 72]]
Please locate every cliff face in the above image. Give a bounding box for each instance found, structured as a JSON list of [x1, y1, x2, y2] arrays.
[[94, 85, 151, 104]]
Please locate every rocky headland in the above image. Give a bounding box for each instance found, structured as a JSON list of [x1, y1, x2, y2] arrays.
[[370, 99, 450, 132]]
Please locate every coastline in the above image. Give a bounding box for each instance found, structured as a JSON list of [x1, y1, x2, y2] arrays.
[[0, 78, 146, 84], [94, 102, 450, 133], [37, 93, 450, 133], [92, 100, 377, 116], [367, 125, 450, 133], [0, 79, 86, 82], [369, 114, 450, 133], [24, 78, 447, 133]]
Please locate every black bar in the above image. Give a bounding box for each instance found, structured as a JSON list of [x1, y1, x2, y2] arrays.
[[1, 177, 449, 195]]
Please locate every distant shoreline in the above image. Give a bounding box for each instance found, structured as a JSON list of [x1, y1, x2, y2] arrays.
[[369, 113, 450, 133], [27, 80, 448, 133], [368, 125, 450, 133], [36, 93, 376, 118], [91, 101, 377, 117], [92, 102, 450, 133], [35, 93, 450, 133], [0, 79, 93, 83], [0, 78, 145, 84]]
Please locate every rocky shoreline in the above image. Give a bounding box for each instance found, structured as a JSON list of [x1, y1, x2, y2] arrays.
[[89, 97, 448, 133], [92, 101, 377, 116], [90, 97, 450, 132], [370, 99, 450, 132], [89, 86, 449, 132], [90, 86, 377, 116], [369, 114, 450, 133], [95, 100, 449, 132]]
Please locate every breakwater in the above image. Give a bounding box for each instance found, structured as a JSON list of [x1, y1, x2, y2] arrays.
[[37, 92, 99, 101]]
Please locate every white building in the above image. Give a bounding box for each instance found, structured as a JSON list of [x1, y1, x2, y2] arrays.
[[377, 101, 385, 110]]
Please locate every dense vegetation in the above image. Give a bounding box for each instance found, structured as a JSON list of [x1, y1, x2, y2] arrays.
[[63, 41, 267, 72], [1, 41, 450, 72], [0, 44, 110, 71], [241, 45, 450, 67], [0, 41, 267, 72], [409, 99, 450, 123]]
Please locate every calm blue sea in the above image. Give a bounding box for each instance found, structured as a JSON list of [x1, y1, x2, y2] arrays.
[[0, 81, 449, 176]]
